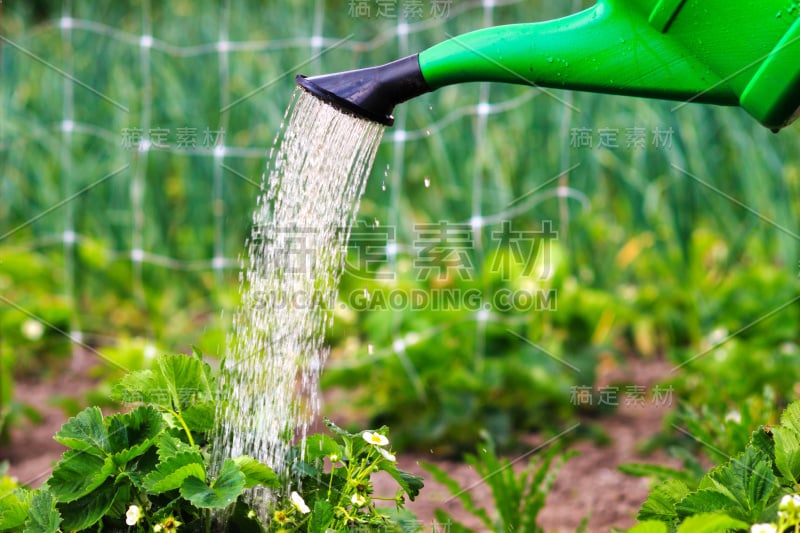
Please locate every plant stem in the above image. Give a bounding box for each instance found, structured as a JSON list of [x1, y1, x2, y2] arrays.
[[169, 408, 196, 447]]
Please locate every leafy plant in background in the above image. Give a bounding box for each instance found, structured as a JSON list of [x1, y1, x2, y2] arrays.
[[625, 399, 800, 532], [421, 432, 582, 532], [325, 237, 603, 453], [0, 352, 422, 532]]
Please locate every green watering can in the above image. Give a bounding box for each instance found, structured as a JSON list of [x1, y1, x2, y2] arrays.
[[297, 0, 800, 130]]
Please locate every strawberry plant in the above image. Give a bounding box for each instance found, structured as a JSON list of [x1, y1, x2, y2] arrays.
[[0, 352, 423, 532], [627, 399, 800, 532]]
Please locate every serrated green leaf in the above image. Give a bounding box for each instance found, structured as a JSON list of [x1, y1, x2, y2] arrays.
[[706, 447, 775, 521], [155, 433, 194, 462], [47, 450, 115, 503], [773, 426, 800, 484], [305, 434, 342, 461], [107, 483, 132, 521], [378, 462, 424, 502], [57, 482, 117, 531], [111, 368, 159, 404], [142, 451, 206, 493], [749, 428, 775, 463], [107, 405, 163, 464], [181, 401, 216, 433], [637, 479, 690, 522], [180, 459, 245, 509], [156, 354, 214, 412], [675, 512, 749, 533], [112, 354, 214, 413], [0, 488, 32, 530], [675, 489, 738, 518], [232, 456, 278, 489], [53, 407, 109, 457], [780, 400, 800, 434], [309, 499, 334, 531], [626, 521, 668, 533], [23, 488, 61, 533]]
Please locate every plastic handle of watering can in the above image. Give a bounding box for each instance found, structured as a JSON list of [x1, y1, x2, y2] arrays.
[[417, 1, 738, 105]]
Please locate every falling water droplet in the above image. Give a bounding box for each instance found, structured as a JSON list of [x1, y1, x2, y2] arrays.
[[381, 181, 387, 191], [428, 104, 433, 111], [426, 129, 431, 136], [368, 343, 374, 354], [374, 218, 380, 227], [424, 177, 431, 188]]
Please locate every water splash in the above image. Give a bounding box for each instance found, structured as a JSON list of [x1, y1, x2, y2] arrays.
[[213, 89, 384, 520]]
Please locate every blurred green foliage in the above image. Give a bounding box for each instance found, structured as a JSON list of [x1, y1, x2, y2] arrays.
[[1, 0, 799, 451]]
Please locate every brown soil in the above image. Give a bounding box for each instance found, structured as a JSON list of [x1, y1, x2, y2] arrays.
[[1, 355, 676, 532]]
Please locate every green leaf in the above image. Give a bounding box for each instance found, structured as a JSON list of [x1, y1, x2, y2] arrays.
[[53, 407, 109, 457], [309, 499, 334, 532], [675, 489, 738, 517], [107, 405, 163, 464], [305, 434, 342, 461], [47, 450, 115, 502], [749, 428, 775, 462], [780, 400, 800, 434], [773, 426, 800, 484], [180, 401, 216, 433], [156, 354, 214, 412], [0, 488, 32, 530], [675, 512, 749, 533], [706, 446, 775, 521], [378, 462, 424, 502], [232, 456, 278, 489], [180, 459, 245, 509], [637, 479, 690, 522], [626, 522, 668, 533], [142, 451, 206, 494], [155, 433, 194, 462], [23, 488, 61, 533], [112, 354, 214, 413], [57, 482, 117, 531], [324, 418, 358, 438]]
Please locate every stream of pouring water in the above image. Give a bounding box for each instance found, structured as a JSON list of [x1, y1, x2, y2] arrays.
[[212, 89, 384, 520]]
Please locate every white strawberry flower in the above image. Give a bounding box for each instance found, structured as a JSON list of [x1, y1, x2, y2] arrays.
[[351, 493, 367, 507], [376, 447, 396, 462], [290, 491, 310, 514], [362, 431, 389, 446], [125, 504, 142, 526]]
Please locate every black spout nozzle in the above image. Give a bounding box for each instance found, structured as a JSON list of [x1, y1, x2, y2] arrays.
[[296, 54, 431, 126]]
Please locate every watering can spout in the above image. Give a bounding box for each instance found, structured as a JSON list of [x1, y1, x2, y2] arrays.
[[297, 0, 800, 130]]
